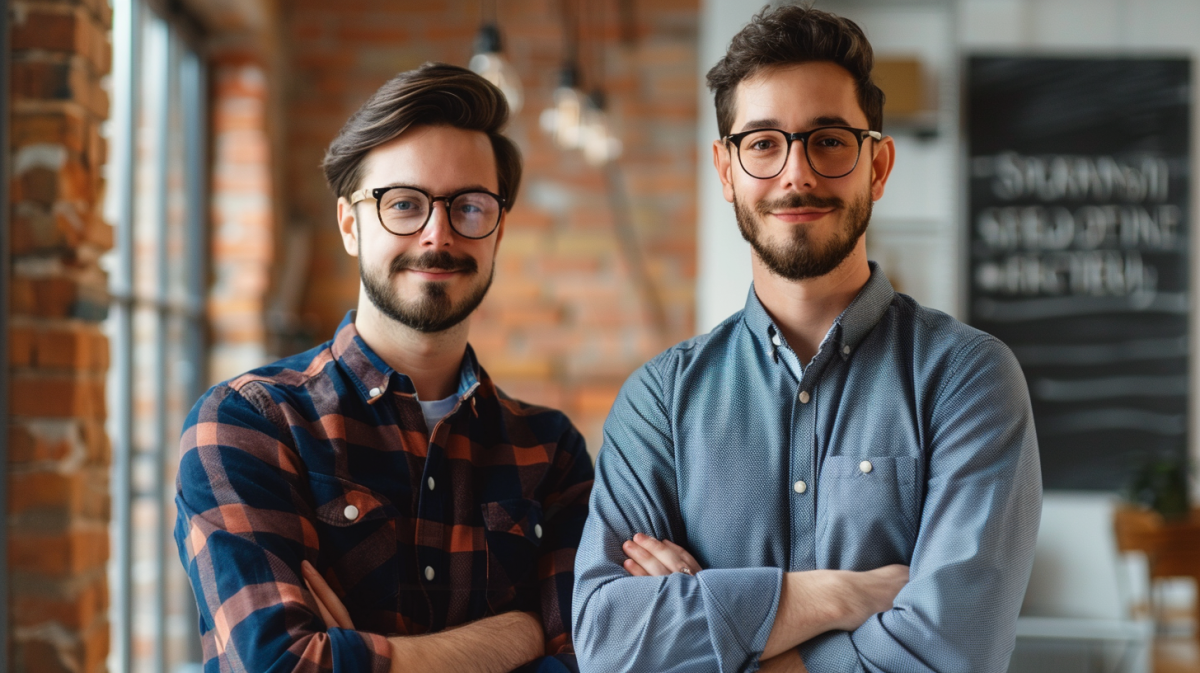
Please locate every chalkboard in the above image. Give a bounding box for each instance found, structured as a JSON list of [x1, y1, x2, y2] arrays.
[[966, 57, 1191, 490]]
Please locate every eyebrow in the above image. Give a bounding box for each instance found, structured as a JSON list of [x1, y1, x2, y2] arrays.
[[735, 115, 855, 134], [379, 182, 493, 194]]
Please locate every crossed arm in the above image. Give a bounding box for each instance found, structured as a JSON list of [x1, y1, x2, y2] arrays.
[[620, 535, 909, 673], [301, 561, 549, 673]]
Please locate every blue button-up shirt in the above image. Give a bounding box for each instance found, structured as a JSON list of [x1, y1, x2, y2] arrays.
[[572, 263, 1042, 673]]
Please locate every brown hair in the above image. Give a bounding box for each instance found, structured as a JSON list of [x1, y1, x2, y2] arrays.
[[322, 62, 522, 209], [705, 4, 884, 139]]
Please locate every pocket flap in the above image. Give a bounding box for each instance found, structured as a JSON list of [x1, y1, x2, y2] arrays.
[[309, 472, 397, 527], [481, 499, 544, 546], [820, 455, 918, 484]]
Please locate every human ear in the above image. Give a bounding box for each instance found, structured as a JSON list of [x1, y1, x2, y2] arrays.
[[869, 135, 896, 202], [337, 197, 359, 257], [713, 140, 735, 204]]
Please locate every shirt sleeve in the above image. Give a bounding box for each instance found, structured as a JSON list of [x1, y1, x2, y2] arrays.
[[530, 422, 594, 672], [571, 358, 783, 673], [174, 383, 393, 673], [799, 335, 1043, 672]]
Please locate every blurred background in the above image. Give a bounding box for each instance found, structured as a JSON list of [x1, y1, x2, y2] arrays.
[[2, 0, 1200, 671]]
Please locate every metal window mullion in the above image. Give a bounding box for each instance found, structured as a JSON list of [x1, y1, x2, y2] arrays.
[[179, 44, 208, 668], [150, 15, 172, 673], [111, 0, 142, 671]]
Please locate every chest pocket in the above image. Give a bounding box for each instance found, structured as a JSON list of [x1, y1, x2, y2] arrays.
[[308, 472, 400, 606], [481, 499, 543, 613], [816, 455, 920, 570]]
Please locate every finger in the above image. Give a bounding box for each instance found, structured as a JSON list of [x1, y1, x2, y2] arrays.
[[303, 577, 338, 629], [622, 539, 672, 576], [622, 558, 650, 577], [632, 534, 690, 574], [660, 539, 703, 573], [302, 560, 355, 629]]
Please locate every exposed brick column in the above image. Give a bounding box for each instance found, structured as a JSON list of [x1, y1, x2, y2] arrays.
[[8, 1, 113, 671], [208, 54, 276, 383]]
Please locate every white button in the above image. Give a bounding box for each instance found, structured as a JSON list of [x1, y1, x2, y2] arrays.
[[793, 480, 807, 494], [534, 524, 543, 539], [424, 566, 435, 581], [771, 334, 782, 346], [842, 345, 851, 355], [859, 460, 873, 474], [343, 505, 359, 520], [427, 477, 436, 491], [368, 387, 382, 397], [798, 390, 811, 404]]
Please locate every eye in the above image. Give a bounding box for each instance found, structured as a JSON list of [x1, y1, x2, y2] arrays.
[[747, 137, 779, 151]]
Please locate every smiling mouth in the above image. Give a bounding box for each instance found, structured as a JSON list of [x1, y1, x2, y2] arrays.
[[771, 208, 836, 222]]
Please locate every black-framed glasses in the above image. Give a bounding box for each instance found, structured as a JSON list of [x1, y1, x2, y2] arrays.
[[348, 185, 506, 239], [724, 126, 883, 180]]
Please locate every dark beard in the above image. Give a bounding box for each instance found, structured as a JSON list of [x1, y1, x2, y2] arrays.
[[734, 187, 872, 281], [360, 248, 494, 333]]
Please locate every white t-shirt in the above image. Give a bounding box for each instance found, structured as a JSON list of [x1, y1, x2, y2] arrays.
[[418, 395, 459, 435]]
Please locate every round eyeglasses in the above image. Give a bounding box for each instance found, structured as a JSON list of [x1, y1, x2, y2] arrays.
[[348, 185, 506, 239], [724, 126, 883, 180]]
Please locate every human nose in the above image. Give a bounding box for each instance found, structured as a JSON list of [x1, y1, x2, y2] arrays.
[[418, 200, 455, 247], [778, 136, 817, 189]]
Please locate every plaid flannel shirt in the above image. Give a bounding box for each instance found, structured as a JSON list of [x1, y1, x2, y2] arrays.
[[175, 312, 594, 673]]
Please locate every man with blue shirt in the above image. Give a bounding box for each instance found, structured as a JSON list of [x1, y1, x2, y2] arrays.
[[571, 6, 1041, 673]]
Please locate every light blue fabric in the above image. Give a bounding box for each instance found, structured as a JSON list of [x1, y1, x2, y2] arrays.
[[572, 263, 1042, 673]]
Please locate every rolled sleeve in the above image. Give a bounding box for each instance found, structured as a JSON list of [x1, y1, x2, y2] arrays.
[[572, 360, 782, 673]]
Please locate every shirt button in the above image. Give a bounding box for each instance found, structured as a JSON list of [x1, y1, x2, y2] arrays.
[[771, 334, 782, 346], [842, 345, 851, 355], [534, 524, 543, 539], [424, 566, 435, 581], [860, 460, 873, 474], [798, 390, 811, 404], [793, 480, 807, 494], [427, 477, 436, 491], [368, 387, 382, 397], [343, 505, 359, 521]]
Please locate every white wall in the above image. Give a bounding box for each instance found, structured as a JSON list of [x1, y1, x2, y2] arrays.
[[696, 0, 1200, 485]]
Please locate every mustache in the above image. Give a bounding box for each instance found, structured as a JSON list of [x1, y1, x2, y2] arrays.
[[755, 192, 844, 216], [389, 251, 478, 276]]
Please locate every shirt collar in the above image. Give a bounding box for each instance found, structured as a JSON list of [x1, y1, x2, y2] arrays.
[[742, 261, 896, 364], [330, 310, 481, 403]]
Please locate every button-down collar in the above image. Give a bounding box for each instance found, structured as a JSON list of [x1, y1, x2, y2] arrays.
[[742, 261, 897, 379], [329, 310, 481, 404]]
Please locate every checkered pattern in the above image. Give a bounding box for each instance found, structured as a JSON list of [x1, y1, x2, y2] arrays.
[[572, 263, 1042, 673], [175, 313, 593, 673]]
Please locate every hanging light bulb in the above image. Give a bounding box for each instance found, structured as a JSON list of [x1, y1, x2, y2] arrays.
[[469, 23, 524, 113], [540, 64, 585, 149], [580, 90, 622, 166]]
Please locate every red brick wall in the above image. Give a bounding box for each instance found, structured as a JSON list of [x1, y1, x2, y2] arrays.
[[280, 0, 698, 452], [8, 0, 113, 671], [208, 54, 277, 383]]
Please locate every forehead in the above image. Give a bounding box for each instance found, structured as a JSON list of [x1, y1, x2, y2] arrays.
[[360, 125, 498, 192], [732, 61, 866, 132]]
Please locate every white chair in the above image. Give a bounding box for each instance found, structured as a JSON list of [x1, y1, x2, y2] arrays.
[[1009, 492, 1154, 673]]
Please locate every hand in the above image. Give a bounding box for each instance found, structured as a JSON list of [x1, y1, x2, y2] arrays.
[[825, 564, 909, 632], [301, 560, 355, 630], [621, 533, 703, 577]]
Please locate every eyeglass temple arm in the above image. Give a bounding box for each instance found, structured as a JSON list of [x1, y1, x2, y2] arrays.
[[348, 188, 373, 205]]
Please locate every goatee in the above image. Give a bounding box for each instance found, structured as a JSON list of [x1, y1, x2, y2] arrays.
[[734, 187, 872, 281], [360, 248, 493, 333]]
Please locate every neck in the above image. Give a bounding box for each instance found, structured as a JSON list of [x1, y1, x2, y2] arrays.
[[751, 238, 871, 366], [353, 293, 468, 401]]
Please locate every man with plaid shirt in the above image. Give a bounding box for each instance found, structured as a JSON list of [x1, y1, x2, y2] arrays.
[[175, 63, 593, 673]]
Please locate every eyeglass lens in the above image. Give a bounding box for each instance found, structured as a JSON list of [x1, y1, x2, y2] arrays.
[[378, 188, 501, 238], [738, 128, 862, 179]]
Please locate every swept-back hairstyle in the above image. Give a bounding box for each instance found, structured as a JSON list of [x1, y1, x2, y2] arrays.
[[705, 4, 884, 138], [322, 62, 522, 210]]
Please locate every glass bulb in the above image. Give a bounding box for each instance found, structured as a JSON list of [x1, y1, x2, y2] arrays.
[[469, 52, 524, 113]]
